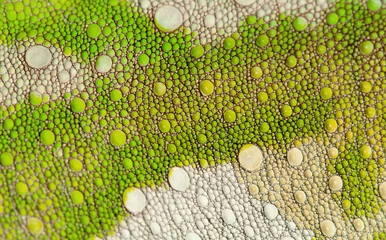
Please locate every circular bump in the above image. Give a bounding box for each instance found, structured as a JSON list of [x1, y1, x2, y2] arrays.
[[110, 89, 122, 101], [70, 190, 84, 205], [379, 182, 386, 200], [16, 182, 28, 196], [168, 144, 177, 153], [324, 118, 338, 133], [244, 225, 255, 237], [30, 91, 43, 106], [285, 55, 297, 68], [264, 204, 278, 220], [123, 158, 133, 170], [359, 41, 374, 55], [224, 109, 236, 123], [223, 37, 236, 50], [287, 222, 296, 230], [260, 122, 270, 133], [95, 55, 112, 73], [154, 82, 167, 96], [367, 0, 382, 11], [27, 217, 44, 236], [109, 130, 127, 147], [251, 66, 262, 79], [70, 97, 86, 113], [168, 167, 190, 191], [155, 5, 183, 32], [235, 0, 255, 6], [69, 159, 83, 172], [366, 107, 376, 118], [172, 214, 183, 225], [294, 190, 306, 204], [257, 92, 268, 102], [360, 81, 372, 93], [282, 238, 295, 240], [326, 13, 339, 25], [342, 199, 351, 210], [87, 24, 101, 39], [25, 46, 52, 69], [191, 44, 204, 58], [317, 45, 327, 55], [138, 53, 149, 67], [360, 145, 372, 159], [238, 144, 263, 171], [328, 175, 343, 191], [221, 209, 236, 225], [0, 152, 13, 166], [197, 134, 207, 144], [58, 70, 70, 83], [108, 0, 119, 5], [328, 147, 339, 159], [197, 195, 209, 207], [320, 220, 336, 237], [199, 159, 208, 168], [158, 119, 171, 133], [248, 184, 259, 195], [162, 42, 172, 52], [186, 232, 201, 240], [94, 178, 103, 187], [204, 15, 215, 28], [150, 222, 161, 235], [6, 10, 17, 21], [280, 105, 292, 117], [199, 80, 214, 96], [320, 87, 332, 100], [293, 17, 308, 31], [287, 147, 303, 167], [40, 130, 55, 145], [121, 229, 131, 239], [246, 15, 257, 25], [353, 218, 364, 232], [256, 34, 269, 48], [3, 118, 14, 130], [123, 187, 147, 214]]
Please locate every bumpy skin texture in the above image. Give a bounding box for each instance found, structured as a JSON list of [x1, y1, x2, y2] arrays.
[[0, 0, 385, 239]]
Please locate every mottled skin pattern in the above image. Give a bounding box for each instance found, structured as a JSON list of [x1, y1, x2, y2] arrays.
[[0, 0, 385, 239]]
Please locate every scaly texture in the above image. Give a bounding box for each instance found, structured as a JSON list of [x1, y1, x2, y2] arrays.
[[0, 0, 385, 240]]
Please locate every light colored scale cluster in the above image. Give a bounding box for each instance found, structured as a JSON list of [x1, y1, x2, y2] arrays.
[[134, 0, 331, 44], [276, 0, 329, 25], [0, 41, 89, 106], [234, 138, 386, 239], [113, 164, 314, 240]]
